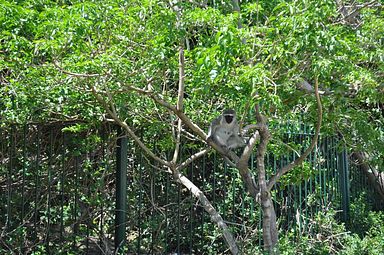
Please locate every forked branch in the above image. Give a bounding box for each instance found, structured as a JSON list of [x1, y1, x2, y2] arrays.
[[267, 77, 323, 191], [176, 148, 211, 172]]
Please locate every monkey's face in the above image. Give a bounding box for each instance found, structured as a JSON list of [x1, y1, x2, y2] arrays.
[[224, 114, 234, 124]]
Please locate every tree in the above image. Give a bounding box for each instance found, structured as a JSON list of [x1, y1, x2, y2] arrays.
[[1, 0, 383, 253]]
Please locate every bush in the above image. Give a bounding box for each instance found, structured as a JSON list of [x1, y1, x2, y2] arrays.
[[341, 194, 384, 255], [278, 209, 348, 255], [275, 202, 384, 255]]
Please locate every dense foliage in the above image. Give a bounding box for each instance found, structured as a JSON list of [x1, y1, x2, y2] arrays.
[[1, 0, 383, 159], [1, 0, 383, 253]]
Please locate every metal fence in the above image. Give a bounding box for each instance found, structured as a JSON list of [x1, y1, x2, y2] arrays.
[[0, 123, 377, 254]]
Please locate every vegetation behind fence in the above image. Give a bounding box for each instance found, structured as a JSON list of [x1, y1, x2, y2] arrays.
[[0, 123, 378, 254]]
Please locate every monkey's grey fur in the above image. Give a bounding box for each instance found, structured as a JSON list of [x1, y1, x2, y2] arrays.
[[207, 109, 246, 151]]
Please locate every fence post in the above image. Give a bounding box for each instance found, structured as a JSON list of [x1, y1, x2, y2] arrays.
[[338, 147, 350, 222], [115, 131, 128, 253]]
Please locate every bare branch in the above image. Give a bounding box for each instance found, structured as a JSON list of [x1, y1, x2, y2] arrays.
[[173, 171, 239, 254], [90, 86, 171, 167], [241, 124, 262, 136], [105, 87, 118, 117], [238, 129, 261, 170], [352, 152, 384, 201], [336, 0, 379, 25], [267, 77, 323, 190], [172, 44, 185, 165], [171, 0, 184, 165], [272, 138, 300, 157], [53, 61, 105, 77], [297, 79, 329, 95], [235, 132, 260, 199], [176, 147, 211, 172], [229, 111, 264, 200], [253, 104, 278, 250], [115, 83, 208, 140], [254, 105, 271, 187], [231, 0, 243, 29], [151, 94, 207, 139]]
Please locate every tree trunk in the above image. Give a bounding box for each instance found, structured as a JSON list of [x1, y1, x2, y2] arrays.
[[352, 152, 384, 202], [254, 105, 278, 253], [260, 193, 278, 252]]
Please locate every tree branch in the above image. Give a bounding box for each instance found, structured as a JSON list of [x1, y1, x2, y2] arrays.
[[351, 152, 384, 202], [238, 127, 261, 170], [235, 133, 260, 198], [231, 0, 243, 29], [267, 77, 323, 191], [90, 86, 171, 167], [241, 124, 261, 136], [176, 147, 211, 172], [127, 84, 208, 138], [173, 171, 239, 254], [111, 84, 243, 170], [253, 104, 278, 251], [172, 44, 185, 165], [53, 61, 106, 77], [297, 79, 329, 95]]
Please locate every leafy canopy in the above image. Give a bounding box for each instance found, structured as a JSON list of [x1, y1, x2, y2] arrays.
[[0, 0, 382, 166]]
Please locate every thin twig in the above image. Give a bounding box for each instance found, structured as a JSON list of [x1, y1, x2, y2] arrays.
[[53, 61, 105, 77]]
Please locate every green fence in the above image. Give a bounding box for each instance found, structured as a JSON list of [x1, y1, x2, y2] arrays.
[[0, 123, 377, 254]]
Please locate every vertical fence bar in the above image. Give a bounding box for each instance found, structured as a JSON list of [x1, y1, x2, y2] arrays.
[[165, 173, 170, 253], [338, 147, 350, 222], [73, 155, 79, 249], [86, 153, 90, 252], [213, 153, 217, 205], [137, 152, 143, 254], [46, 128, 53, 254], [115, 132, 127, 253], [151, 155, 156, 254], [189, 187, 193, 255], [223, 162, 227, 218], [60, 132, 65, 243], [19, 125, 26, 253], [177, 181, 181, 253], [189, 160, 194, 254], [6, 99, 16, 232], [21, 125, 27, 229], [99, 127, 107, 253], [33, 126, 41, 241], [6, 125, 14, 232], [200, 155, 206, 251]]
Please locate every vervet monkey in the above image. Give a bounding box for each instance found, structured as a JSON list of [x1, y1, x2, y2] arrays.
[[207, 109, 246, 151]]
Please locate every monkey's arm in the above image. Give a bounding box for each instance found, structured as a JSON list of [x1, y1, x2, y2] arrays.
[[234, 123, 246, 143], [207, 117, 221, 139], [226, 123, 246, 149], [208, 119, 230, 150]]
